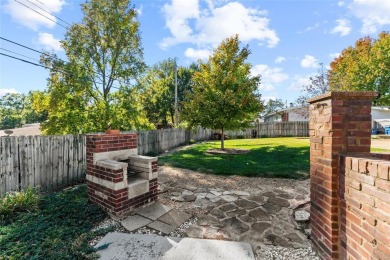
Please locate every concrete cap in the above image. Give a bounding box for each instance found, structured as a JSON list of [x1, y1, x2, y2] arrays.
[[307, 91, 378, 104]]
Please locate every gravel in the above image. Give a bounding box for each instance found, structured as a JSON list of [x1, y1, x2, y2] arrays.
[[255, 245, 319, 260]]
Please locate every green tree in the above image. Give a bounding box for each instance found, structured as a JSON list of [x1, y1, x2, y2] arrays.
[[182, 35, 263, 149], [39, 0, 151, 134], [328, 32, 390, 105], [262, 98, 285, 116], [0, 93, 24, 129], [139, 59, 198, 128]]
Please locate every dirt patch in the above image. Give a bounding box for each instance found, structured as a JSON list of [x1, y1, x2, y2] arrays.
[[206, 148, 250, 155]]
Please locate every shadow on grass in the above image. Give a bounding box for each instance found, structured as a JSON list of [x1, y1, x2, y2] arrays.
[[159, 144, 309, 179], [0, 185, 109, 259]]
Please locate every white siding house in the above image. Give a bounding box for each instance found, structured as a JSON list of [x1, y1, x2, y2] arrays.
[[263, 106, 309, 122]]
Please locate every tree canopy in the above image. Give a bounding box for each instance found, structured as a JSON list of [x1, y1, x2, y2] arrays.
[[182, 35, 263, 149], [38, 0, 152, 134], [139, 59, 198, 128], [0, 92, 47, 130], [328, 32, 390, 105]]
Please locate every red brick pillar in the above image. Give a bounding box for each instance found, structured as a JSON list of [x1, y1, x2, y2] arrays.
[[307, 91, 377, 259]]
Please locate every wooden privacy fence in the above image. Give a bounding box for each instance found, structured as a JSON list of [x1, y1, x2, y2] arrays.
[[257, 121, 309, 137], [225, 121, 309, 138], [0, 122, 308, 195], [0, 135, 85, 196], [137, 127, 212, 155]]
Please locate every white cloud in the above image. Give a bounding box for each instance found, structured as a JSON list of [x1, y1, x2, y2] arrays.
[[274, 56, 286, 64], [349, 0, 390, 34], [0, 88, 18, 96], [329, 52, 341, 59], [251, 64, 288, 91], [135, 5, 143, 16], [4, 0, 66, 31], [184, 48, 211, 60], [161, 1, 279, 50], [37, 33, 62, 51], [330, 19, 351, 36], [288, 75, 312, 91], [300, 55, 319, 69], [338, 1, 345, 7]]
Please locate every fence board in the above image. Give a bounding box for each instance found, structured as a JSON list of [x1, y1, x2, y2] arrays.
[[0, 122, 307, 195]]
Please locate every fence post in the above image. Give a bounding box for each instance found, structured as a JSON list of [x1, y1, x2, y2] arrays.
[[308, 91, 377, 259]]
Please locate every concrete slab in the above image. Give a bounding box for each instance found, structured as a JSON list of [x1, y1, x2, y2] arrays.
[[121, 215, 152, 232], [95, 232, 255, 260], [158, 209, 191, 227], [136, 202, 172, 220], [148, 220, 176, 234]]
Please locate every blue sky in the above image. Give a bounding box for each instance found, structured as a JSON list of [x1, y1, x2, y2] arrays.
[[1, 0, 389, 104]]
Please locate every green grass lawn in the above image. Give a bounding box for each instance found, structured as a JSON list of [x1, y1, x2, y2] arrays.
[[371, 147, 390, 152], [0, 185, 110, 259], [159, 137, 310, 179]]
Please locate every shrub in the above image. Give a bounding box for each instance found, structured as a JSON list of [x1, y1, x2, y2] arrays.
[[236, 135, 245, 139], [189, 139, 196, 144], [145, 151, 158, 157], [0, 187, 41, 220]]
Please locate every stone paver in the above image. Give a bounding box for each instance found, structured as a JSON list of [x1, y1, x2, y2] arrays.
[[117, 172, 313, 252], [121, 215, 153, 232], [148, 220, 176, 234], [136, 202, 172, 220], [95, 232, 255, 260], [220, 195, 238, 202], [158, 209, 191, 227], [234, 199, 259, 209], [295, 210, 310, 222]]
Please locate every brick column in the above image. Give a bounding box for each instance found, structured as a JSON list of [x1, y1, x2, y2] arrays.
[[307, 91, 377, 259]]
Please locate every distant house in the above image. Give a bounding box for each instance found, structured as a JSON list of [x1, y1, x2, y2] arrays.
[[372, 106, 390, 134], [263, 106, 309, 122]]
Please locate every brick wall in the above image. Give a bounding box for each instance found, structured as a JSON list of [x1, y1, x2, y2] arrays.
[[307, 91, 386, 259], [340, 155, 390, 259], [86, 133, 158, 216]]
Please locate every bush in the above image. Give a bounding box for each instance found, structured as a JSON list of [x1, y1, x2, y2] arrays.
[[145, 151, 158, 157], [236, 135, 245, 139], [0, 187, 41, 220], [189, 139, 196, 144]]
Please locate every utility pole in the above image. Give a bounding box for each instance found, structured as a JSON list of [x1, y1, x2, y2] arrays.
[[174, 58, 178, 127]]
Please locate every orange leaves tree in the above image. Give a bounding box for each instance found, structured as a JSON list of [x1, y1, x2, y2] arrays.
[[328, 32, 390, 105], [182, 35, 263, 149]]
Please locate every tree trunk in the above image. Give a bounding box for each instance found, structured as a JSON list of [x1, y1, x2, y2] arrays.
[[221, 128, 225, 150]]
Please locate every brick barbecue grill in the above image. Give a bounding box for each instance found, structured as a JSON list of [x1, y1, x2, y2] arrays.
[[86, 133, 158, 216]]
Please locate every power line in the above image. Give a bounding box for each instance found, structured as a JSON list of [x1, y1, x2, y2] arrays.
[[13, 0, 68, 29], [0, 36, 56, 59], [0, 52, 68, 74], [1, 35, 125, 90], [1, 51, 121, 90], [26, 0, 72, 26], [0, 47, 41, 63]]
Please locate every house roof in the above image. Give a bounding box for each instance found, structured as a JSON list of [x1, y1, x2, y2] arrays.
[[263, 106, 306, 118]]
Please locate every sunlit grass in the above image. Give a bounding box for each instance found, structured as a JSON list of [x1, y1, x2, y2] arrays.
[[159, 137, 310, 179]]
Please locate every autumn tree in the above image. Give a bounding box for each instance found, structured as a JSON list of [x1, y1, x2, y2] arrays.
[[295, 64, 329, 117], [139, 59, 198, 128], [182, 35, 263, 149], [328, 32, 390, 105], [38, 0, 152, 134]]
